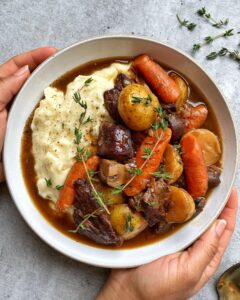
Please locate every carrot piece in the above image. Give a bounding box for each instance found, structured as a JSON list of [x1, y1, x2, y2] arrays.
[[133, 54, 180, 104], [181, 134, 208, 197], [124, 128, 172, 196], [56, 155, 100, 211]]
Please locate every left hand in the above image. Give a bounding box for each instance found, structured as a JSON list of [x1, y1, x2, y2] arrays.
[[0, 47, 57, 182]]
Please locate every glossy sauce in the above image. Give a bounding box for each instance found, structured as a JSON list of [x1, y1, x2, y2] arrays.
[[21, 57, 222, 249]]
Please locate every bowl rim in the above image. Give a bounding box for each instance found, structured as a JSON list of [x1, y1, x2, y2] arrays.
[[3, 34, 238, 268]]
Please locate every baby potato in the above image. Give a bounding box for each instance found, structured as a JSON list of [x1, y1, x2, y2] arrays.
[[118, 83, 159, 131], [109, 204, 148, 240], [163, 144, 183, 184], [166, 186, 195, 223], [169, 72, 189, 110], [184, 129, 221, 166]]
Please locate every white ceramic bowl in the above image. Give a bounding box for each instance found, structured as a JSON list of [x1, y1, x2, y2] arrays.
[[4, 35, 237, 268]]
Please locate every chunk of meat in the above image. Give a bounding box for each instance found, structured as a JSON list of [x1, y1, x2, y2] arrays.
[[73, 179, 122, 246], [168, 113, 185, 143], [129, 179, 171, 227], [99, 159, 131, 188], [178, 102, 208, 132], [97, 122, 134, 162], [104, 88, 121, 122], [208, 165, 221, 188], [115, 73, 133, 90], [103, 74, 133, 122]]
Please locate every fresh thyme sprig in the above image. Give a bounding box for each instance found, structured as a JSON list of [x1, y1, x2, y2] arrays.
[[152, 107, 169, 132], [131, 95, 152, 106], [193, 29, 234, 51], [206, 47, 240, 64], [176, 14, 197, 31], [69, 208, 103, 232], [81, 154, 110, 214], [73, 77, 93, 125], [197, 7, 228, 28]]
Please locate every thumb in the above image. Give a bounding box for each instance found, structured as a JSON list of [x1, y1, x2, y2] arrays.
[[187, 219, 227, 277], [0, 65, 30, 111]]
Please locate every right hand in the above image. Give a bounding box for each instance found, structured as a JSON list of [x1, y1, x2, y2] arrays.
[[97, 188, 238, 300]]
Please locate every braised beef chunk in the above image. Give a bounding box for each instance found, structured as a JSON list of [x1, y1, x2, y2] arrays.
[[104, 88, 122, 122], [168, 114, 185, 143], [115, 73, 133, 91], [208, 165, 221, 188], [73, 179, 122, 246], [194, 197, 206, 215], [97, 122, 134, 162], [130, 179, 171, 227], [103, 74, 133, 122]]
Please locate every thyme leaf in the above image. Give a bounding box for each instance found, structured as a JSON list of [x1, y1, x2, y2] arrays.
[[125, 215, 134, 233], [131, 94, 152, 106], [45, 178, 52, 187], [56, 185, 64, 190]]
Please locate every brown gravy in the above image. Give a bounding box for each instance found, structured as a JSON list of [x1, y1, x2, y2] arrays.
[[21, 57, 222, 249]]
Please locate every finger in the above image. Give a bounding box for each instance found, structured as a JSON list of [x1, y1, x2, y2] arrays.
[[192, 189, 238, 292], [0, 47, 57, 78], [186, 219, 227, 279], [0, 65, 30, 111]]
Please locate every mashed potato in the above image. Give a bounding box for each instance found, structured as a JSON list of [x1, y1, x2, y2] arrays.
[[31, 63, 130, 202]]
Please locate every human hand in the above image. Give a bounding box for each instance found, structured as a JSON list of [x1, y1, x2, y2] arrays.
[[97, 188, 238, 300], [0, 47, 57, 182]]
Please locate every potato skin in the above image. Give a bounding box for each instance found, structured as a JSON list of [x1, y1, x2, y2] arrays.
[[118, 83, 159, 131], [109, 204, 147, 240], [164, 144, 183, 184], [166, 186, 195, 223]]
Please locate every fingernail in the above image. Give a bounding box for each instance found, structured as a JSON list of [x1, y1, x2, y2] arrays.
[[14, 65, 29, 76], [215, 219, 227, 237]]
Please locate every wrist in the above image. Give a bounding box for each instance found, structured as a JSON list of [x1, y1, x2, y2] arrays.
[[96, 270, 138, 300]]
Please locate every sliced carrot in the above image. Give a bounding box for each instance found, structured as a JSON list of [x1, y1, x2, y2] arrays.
[[133, 54, 180, 104], [56, 155, 100, 211], [181, 134, 208, 197], [124, 128, 172, 196]]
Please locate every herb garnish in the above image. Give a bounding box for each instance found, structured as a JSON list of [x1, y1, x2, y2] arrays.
[[56, 185, 64, 190], [193, 29, 234, 51], [173, 144, 182, 154], [152, 107, 169, 132], [69, 208, 103, 232], [125, 215, 134, 233], [197, 7, 228, 28], [151, 165, 173, 180], [142, 146, 152, 159], [129, 168, 142, 176], [45, 178, 52, 187], [206, 47, 240, 64], [176, 14, 197, 31], [131, 95, 152, 106]]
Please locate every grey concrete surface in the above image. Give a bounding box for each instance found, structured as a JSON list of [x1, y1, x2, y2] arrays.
[[0, 0, 239, 299]]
